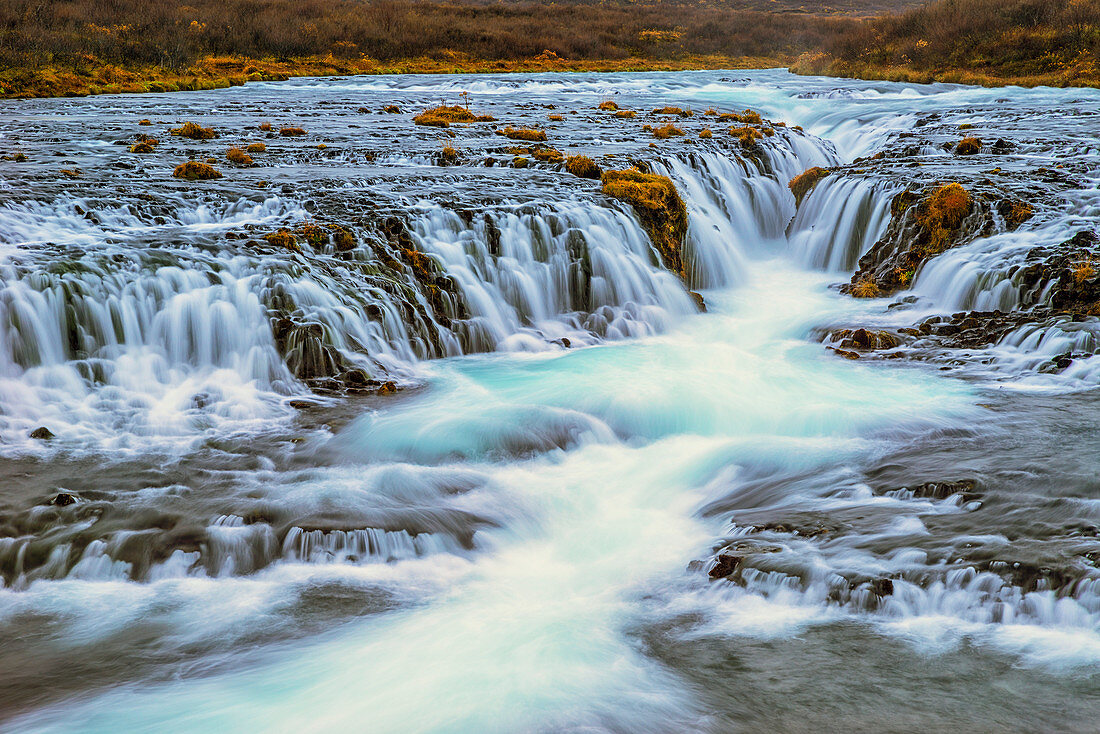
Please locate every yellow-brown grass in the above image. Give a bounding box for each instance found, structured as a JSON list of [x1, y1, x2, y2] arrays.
[[413, 105, 477, 127], [652, 123, 684, 139], [653, 106, 692, 117], [788, 166, 829, 204], [598, 101, 619, 111], [171, 121, 216, 140], [226, 147, 254, 165], [954, 137, 982, 155], [279, 127, 306, 136], [246, 142, 266, 153], [565, 155, 601, 179], [613, 110, 636, 119], [850, 278, 880, 298], [915, 183, 972, 254], [498, 126, 547, 142], [173, 161, 222, 180]]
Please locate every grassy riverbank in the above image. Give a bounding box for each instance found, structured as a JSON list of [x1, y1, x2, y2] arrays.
[[0, 0, 1096, 99]]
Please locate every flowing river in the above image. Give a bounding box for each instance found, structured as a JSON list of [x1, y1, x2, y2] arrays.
[[1, 70, 1098, 732]]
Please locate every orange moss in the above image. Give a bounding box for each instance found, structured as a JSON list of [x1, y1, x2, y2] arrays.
[[565, 155, 601, 179], [498, 126, 547, 142], [171, 121, 216, 140], [699, 128, 713, 139], [172, 161, 222, 180], [788, 166, 829, 204]]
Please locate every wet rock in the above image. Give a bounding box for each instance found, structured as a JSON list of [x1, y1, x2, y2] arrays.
[[828, 327, 902, 351], [29, 426, 54, 440], [708, 553, 743, 580], [869, 577, 894, 596], [688, 290, 706, 312], [50, 492, 77, 506]]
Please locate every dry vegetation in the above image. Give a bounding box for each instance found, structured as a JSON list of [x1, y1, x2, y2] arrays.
[[794, 0, 1100, 86], [601, 168, 689, 277], [0, 0, 1094, 98]]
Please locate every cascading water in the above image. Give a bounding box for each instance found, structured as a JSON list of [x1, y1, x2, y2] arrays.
[[1, 70, 1099, 732]]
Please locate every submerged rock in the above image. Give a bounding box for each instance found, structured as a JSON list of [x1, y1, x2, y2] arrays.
[[29, 426, 54, 440]]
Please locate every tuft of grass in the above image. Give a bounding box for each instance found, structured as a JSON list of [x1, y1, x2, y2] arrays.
[[128, 136, 158, 153], [279, 127, 306, 136], [598, 100, 619, 111], [138, 118, 152, 126], [652, 106, 692, 117], [718, 109, 762, 124], [565, 154, 601, 179], [383, 105, 401, 113], [548, 113, 564, 121], [788, 166, 829, 204], [497, 126, 547, 142], [652, 123, 684, 139], [171, 121, 217, 140], [728, 125, 763, 145], [613, 109, 636, 118], [440, 145, 459, 164], [259, 122, 272, 131], [226, 146, 254, 165], [1072, 258, 1096, 285], [246, 142, 266, 153], [699, 128, 713, 139], [532, 147, 564, 163], [173, 160, 222, 180]]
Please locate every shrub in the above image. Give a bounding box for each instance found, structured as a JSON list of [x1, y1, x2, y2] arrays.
[[565, 155, 600, 179], [246, 142, 266, 153], [226, 147, 254, 165], [171, 121, 216, 139], [413, 105, 477, 127], [173, 161, 222, 179], [280, 127, 306, 136], [498, 126, 547, 142], [598, 100, 618, 111], [788, 166, 829, 204], [613, 110, 636, 118]]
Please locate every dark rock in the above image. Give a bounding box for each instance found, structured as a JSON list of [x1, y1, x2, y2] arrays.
[[708, 553, 743, 580], [29, 426, 54, 440], [50, 492, 77, 506]]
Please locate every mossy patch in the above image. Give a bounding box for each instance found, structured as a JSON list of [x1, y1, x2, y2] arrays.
[[172, 161, 222, 180], [565, 155, 600, 179], [171, 121, 217, 140], [497, 126, 547, 142]]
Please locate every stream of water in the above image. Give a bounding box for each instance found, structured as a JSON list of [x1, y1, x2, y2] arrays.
[[1, 70, 1098, 732]]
